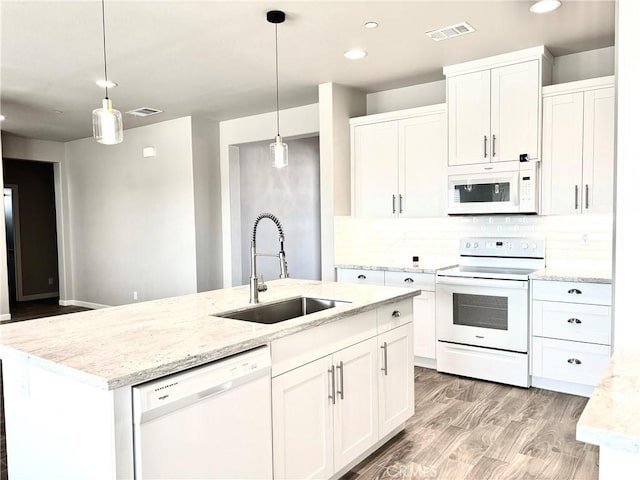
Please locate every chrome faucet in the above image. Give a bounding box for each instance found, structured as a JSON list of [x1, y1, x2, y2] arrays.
[[250, 213, 289, 303]]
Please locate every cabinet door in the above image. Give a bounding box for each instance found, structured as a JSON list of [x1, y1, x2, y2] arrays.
[[378, 323, 415, 438], [541, 92, 585, 215], [399, 112, 447, 217], [447, 70, 491, 166], [582, 87, 615, 214], [272, 356, 334, 480], [353, 121, 399, 217], [333, 337, 379, 471], [413, 291, 436, 360], [491, 60, 540, 162]]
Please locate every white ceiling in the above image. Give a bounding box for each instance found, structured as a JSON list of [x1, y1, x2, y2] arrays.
[[0, 0, 615, 142]]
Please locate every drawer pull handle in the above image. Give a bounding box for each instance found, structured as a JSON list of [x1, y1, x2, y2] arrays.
[[392, 310, 401, 318], [567, 288, 582, 295], [567, 358, 582, 365], [404, 278, 414, 283], [357, 274, 366, 280], [567, 318, 582, 324]]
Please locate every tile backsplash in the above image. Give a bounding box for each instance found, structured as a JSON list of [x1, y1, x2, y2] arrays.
[[334, 214, 613, 271]]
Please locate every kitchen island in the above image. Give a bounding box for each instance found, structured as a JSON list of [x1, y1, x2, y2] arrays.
[[0, 278, 420, 479]]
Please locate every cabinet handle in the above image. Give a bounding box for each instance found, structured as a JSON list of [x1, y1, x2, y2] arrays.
[[404, 278, 414, 284], [492, 134, 496, 157], [392, 310, 401, 318], [483, 136, 488, 158], [585, 184, 590, 209], [567, 318, 583, 324], [328, 365, 336, 405], [392, 194, 396, 214], [567, 288, 582, 295], [399, 194, 403, 214], [575, 185, 579, 210], [356, 274, 366, 280], [336, 361, 344, 400], [380, 342, 388, 376], [567, 358, 582, 365]]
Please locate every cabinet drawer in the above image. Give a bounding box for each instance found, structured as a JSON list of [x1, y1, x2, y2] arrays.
[[336, 268, 385, 286], [377, 299, 413, 333], [532, 301, 611, 345], [532, 337, 610, 386], [532, 280, 611, 305], [384, 271, 435, 291]]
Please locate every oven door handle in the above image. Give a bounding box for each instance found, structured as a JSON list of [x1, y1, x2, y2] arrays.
[[436, 276, 528, 289]]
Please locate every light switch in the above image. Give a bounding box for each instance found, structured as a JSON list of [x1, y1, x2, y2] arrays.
[[143, 146, 156, 158]]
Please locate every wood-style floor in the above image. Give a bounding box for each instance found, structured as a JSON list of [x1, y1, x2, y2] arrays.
[[0, 298, 91, 480], [343, 367, 598, 480]]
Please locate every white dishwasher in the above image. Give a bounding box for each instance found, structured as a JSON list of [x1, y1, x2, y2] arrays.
[[132, 345, 272, 479]]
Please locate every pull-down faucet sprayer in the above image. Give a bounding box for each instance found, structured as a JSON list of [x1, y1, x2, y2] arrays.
[[250, 213, 289, 304]]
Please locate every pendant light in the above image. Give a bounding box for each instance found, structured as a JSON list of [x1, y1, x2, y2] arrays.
[[267, 10, 287, 168], [92, 0, 123, 145]]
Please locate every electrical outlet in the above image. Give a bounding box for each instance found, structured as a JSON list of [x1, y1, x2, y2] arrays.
[[48, 277, 53, 285], [133, 291, 138, 300]]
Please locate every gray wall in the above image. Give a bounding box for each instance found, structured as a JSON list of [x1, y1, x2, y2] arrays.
[[239, 136, 321, 284]]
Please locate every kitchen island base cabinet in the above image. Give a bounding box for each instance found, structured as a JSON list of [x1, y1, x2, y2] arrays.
[[272, 337, 378, 480]]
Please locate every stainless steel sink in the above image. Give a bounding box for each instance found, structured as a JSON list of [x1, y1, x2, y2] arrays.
[[215, 297, 351, 324]]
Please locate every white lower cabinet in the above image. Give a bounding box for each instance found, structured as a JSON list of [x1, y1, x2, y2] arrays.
[[272, 302, 414, 480], [272, 337, 378, 480], [378, 323, 415, 438], [531, 279, 612, 396]]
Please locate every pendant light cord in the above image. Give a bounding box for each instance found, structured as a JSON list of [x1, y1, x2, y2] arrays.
[[101, 0, 109, 100], [275, 22, 280, 136]]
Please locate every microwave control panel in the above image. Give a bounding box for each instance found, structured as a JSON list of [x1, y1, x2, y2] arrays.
[[519, 164, 538, 212]]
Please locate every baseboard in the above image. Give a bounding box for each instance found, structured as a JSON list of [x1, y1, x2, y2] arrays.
[[414, 356, 436, 369], [531, 376, 594, 397], [19, 292, 59, 301], [59, 300, 110, 309], [0, 313, 11, 322]]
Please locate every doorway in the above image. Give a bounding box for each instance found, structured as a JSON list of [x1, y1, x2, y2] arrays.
[[3, 186, 20, 305]]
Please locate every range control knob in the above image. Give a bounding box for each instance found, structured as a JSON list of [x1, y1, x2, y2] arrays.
[[521, 242, 529, 250], [532, 243, 537, 250], [473, 242, 479, 248], [465, 242, 471, 248]]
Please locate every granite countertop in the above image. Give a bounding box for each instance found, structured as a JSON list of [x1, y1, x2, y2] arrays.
[[336, 258, 458, 275], [0, 279, 419, 391], [577, 348, 640, 453], [529, 267, 612, 284]]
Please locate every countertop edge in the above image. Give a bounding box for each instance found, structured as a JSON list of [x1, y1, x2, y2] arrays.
[[335, 263, 457, 274], [529, 272, 612, 284], [576, 423, 640, 455]]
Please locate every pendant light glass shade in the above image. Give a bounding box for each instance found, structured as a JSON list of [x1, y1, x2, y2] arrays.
[[93, 98, 123, 145], [270, 134, 288, 169], [93, 0, 123, 145]]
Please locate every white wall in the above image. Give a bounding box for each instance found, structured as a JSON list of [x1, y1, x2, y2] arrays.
[[612, 0, 640, 349], [318, 83, 366, 281], [191, 117, 222, 292], [367, 47, 615, 114], [64, 117, 199, 306], [2, 134, 65, 163], [219, 104, 320, 287]]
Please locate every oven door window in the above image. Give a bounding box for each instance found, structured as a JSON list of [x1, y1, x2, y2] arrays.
[[454, 182, 511, 204], [453, 293, 508, 330]]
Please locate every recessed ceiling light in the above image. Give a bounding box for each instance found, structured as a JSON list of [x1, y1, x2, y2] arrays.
[[364, 21, 378, 29], [344, 49, 367, 60], [530, 0, 562, 14], [53, 110, 64, 115], [96, 79, 118, 89], [0, 114, 5, 121]]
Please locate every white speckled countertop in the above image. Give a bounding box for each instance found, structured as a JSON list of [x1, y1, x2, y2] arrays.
[[530, 267, 612, 284], [0, 279, 419, 391], [336, 258, 458, 275], [577, 348, 640, 453]]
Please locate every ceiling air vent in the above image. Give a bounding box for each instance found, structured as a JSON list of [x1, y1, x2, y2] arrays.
[[126, 107, 164, 117], [425, 22, 475, 42]]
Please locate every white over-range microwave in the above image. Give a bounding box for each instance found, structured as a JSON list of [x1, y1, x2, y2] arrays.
[[447, 160, 539, 215]]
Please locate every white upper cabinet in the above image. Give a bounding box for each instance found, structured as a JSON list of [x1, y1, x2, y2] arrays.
[[541, 77, 615, 215], [444, 46, 553, 166], [351, 105, 447, 218]]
